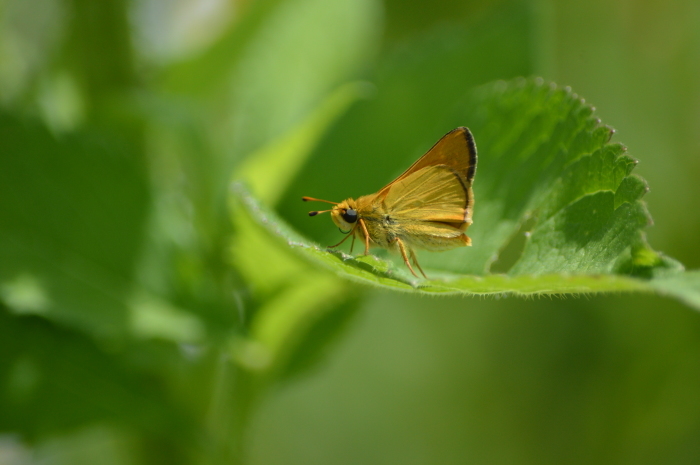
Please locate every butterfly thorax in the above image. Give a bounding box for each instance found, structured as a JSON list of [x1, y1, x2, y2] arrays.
[[353, 194, 402, 248]]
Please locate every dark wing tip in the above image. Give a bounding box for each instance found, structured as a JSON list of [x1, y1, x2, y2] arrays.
[[459, 127, 477, 183]]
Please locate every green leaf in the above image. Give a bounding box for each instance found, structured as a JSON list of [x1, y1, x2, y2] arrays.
[[648, 271, 700, 310], [234, 181, 649, 294], [231, 79, 700, 310], [0, 112, 150, 339]]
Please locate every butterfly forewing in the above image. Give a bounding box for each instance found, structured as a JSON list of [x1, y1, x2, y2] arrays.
[[377, 127, 477, 198], [383, 165, 468, 224]]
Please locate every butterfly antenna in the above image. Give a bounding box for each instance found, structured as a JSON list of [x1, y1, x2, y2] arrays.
[[302, 196, 338, 205], [303, 197, 338, 216], [308, 209, 332, 217]]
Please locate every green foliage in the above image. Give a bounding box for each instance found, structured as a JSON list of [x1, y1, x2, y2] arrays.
[[1, 0, 700, 464], [1, 0, 380, 461], [0, 112, 150, 337]]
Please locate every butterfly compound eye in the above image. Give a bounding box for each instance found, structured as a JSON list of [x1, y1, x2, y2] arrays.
[[342, 208, 358, 223]]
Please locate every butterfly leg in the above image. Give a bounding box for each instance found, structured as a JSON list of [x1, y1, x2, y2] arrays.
[[359, 218, 371, 255], [394, 238, 424, 278], [328, 232, 353, 249], [408, 247, 428, 279], [328, 223, 358, 249]]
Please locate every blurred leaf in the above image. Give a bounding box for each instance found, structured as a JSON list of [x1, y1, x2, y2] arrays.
[[0, 112, 149, 339], [232, 80, 700, 310], [237, 81, 372, 206], [225, 0, 381, 161], [160, 0, 382, 173], [226, 57, 378, 382], [0, 307, 193, 444], [229, 183, 362, 386], [58, 0, 142, 136]]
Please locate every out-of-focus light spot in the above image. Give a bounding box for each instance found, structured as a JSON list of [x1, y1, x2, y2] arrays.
[[132, 0, 235, 62], [1, 273, 50, 315], [129, 291, 205, 343]]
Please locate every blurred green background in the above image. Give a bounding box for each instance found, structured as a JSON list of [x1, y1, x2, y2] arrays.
[[1, 0, 700, 464]]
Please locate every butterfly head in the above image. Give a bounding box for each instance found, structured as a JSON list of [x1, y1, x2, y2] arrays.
[[302, 196, 359, 234], [330, 199, 359, 232]]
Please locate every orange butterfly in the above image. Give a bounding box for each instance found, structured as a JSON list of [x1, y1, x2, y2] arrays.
[[303, 127, 477, 278]]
